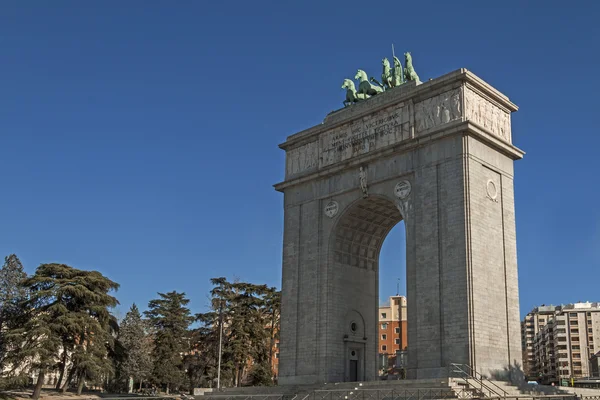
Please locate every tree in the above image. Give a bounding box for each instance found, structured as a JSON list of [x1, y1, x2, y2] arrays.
[[263, 287, 281, 380], [0, 254, 28, 314], [0, 254, 28, 371], [6, 264, 119, 399], [145, 291, 193, 394], [182, 324, 219, 390], [195, 278, 281, 388], [117, 304, 152, 391]]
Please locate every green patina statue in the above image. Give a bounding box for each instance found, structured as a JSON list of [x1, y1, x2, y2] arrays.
[[403, 52, 420, 82], [392, 56, 404, 86], [341, 49, 420, 106], [370, 58, 392, 90], [342, 79, 370, 107], [355, 69, 383, 96]]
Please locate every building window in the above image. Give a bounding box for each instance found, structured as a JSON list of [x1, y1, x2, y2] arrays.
[[381, 323, 388, 330], [395, 327, 400, 334], [590, 328, 594, 333], [275, 353, 280, 359], [571, 320, 579, 325], [395, 339, 400, 345], [570, 312, 577, 318], [381, 334, 387, 340], [381, 345, 387, 352], [381, 312, 387, 319]]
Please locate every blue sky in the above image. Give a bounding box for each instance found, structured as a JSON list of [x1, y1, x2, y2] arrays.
[[1, 1, 598, 319]]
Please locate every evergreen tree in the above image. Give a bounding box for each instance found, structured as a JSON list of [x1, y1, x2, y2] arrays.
[[0, 254, 28, 373], [117, 304, 152, 391], [263, 287, 281, 382], [6, 264, 119, 399], [0, 254, 28, 313], [145, 291, 193, 394], [196, 278, 281, 387]]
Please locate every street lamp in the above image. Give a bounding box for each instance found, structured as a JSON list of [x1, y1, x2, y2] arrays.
[[217, 282, 224, 390]]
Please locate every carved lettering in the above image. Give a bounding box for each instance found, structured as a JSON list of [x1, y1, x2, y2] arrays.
[[321, 103, 409, 167]]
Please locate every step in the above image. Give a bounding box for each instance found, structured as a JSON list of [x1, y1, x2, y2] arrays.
[[199, 378, 459, 400]]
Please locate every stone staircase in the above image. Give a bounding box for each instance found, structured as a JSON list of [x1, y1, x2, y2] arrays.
[[196, 378, 478, 400]]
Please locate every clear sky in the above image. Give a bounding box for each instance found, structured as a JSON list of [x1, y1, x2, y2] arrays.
[[1, 1, 599, 319]]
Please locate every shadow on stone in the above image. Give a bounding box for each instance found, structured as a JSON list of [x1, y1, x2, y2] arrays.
[[490, 359, 568, 395]]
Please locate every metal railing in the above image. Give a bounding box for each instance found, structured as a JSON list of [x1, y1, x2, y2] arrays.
[[199, 395, 291, 400], [448, 363, 508, 398], [494, 397, 578, 400], [310, 387, 469, 400], [484, 397, 577, 400], [99, 397, 188, 400]]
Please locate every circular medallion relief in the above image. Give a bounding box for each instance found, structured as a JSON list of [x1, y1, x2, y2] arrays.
[[487, 179, 498, 200], [324, 201, 339, 218], [394, 180, 412, 199]]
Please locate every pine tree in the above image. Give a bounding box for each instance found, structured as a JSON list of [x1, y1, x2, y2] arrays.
[[263, 287, 281, 382], [0, 254, 28, 373], [117, 304, 152, 392], [6, 263, 119, 399], [196, 278, 281, 387], [0, 254, 28, 313], [145, 291, 193, 394]]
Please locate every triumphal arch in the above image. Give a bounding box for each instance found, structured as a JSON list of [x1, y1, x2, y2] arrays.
[[274, 57, 524, 384]]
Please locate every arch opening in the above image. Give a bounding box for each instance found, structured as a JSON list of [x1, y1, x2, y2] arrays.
[[332, 196, 402, 271], [330, 195, 407, 382], [378, 220, 407, 377]]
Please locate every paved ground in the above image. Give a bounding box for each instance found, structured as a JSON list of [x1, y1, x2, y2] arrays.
[[0, 390, 183, 400]]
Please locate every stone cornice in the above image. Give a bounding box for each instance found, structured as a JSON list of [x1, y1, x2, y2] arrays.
[[273, 121, 524, 192], [279, 68, 518, 151]]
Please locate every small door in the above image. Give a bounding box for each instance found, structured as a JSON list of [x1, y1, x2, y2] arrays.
[[349, 359, 358, 381]]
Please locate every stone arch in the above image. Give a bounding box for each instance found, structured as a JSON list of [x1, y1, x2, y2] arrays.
[[276, 70, 523, 384], [330, 195, 403, 273]]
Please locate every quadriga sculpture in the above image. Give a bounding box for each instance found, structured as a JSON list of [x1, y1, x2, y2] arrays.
[[341, 50, 420, 106]]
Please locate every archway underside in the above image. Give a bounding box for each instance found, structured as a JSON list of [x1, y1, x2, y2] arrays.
[[333, 196, 402, 271]]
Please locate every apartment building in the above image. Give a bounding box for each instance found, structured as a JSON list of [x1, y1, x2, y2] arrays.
[[521, 305, 556, 378], [378, 295, 407, 373], [529, 302, 600, 384]]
